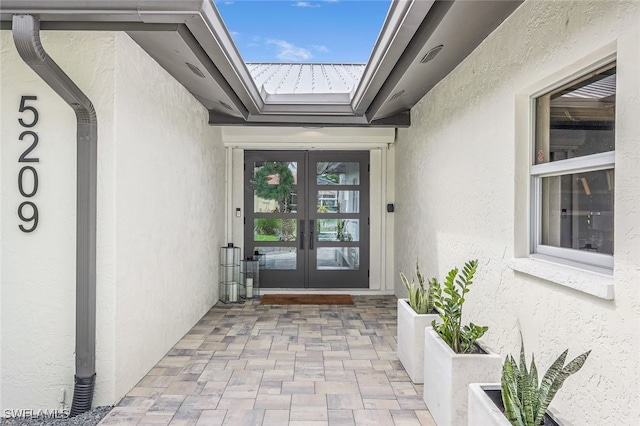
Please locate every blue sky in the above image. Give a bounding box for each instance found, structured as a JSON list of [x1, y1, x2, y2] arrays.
[[214, 0, 392, 63]]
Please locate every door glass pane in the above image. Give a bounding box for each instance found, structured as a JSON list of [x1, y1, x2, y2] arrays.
[[541, 169, 614, 255], [317, 219, 359, 242], [254, 219, 297, 242], [254, 191, 297, 213], [317, 247, 359, 270], [317, 190, 359, 213], [254, 246, 297, 270], [317, 162, 360, 185], [252, 161, 298, 212]]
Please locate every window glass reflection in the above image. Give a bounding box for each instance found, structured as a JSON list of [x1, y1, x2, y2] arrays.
[[317, 162, 359, 185], [317, 190, 359, 213], [317, 247, 359, 270]]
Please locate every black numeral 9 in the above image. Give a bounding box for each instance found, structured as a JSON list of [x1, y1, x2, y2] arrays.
[[18, 202, 39, 233]]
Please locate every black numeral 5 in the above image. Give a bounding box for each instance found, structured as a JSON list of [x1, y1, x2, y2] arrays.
[[18, 96, 38, 127]]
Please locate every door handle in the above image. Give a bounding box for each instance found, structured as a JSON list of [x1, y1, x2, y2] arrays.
[[300, 219, 305, 250], [309, 220, 314, 250]]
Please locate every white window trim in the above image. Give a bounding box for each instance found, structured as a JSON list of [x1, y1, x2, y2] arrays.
[[530, 151, 615, 177], [513, 42, 617, 300]]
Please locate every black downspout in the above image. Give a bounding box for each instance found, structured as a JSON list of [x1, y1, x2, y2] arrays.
[[12, 15, 98, 417]]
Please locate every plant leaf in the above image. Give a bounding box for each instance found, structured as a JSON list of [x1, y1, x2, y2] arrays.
[[502, 355, 526, 426], [534, 350, 591, 424], [535, 348, 568, 420]]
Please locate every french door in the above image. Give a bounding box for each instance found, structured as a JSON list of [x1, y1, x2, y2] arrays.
[[244, 151, 369, 289]]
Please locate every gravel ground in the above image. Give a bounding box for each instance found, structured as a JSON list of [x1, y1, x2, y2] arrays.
[[1, 407, 112, 426]]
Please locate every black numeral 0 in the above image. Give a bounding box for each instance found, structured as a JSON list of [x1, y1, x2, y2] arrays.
[[18, 166, 39, 197], [18, 96, 38, 127], [18, 202, 39, 233]]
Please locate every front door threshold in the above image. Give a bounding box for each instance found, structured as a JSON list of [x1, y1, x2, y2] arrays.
[[259, 289, 394, 295]]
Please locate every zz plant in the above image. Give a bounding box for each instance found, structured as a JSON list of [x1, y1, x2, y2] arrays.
[[502, 342, 590, 426], [431, 259, 488, 354], [400, 260, 438, 314]]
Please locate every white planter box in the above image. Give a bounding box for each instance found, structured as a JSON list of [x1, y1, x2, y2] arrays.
[[468, 383, 510, 426], [468, 383, 564, 426], [423, 328, 501, 426], [397, 298, 440, 384]]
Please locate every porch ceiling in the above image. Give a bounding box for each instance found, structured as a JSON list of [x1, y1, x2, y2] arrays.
[[0, 0, 523, 128]]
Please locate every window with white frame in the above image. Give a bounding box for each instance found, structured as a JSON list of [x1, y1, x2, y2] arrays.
[[531, 63, 616, 271]]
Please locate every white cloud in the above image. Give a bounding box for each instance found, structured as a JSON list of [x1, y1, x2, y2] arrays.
[[293, 2, 320, 8], [311, 45, 330, 53], [267, 39, 313, 61]]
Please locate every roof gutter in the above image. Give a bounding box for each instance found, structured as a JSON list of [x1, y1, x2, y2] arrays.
[[12, 14, 98, 417]]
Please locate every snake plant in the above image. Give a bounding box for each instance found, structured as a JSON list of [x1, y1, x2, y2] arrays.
[[431, 259, 488, 354], [502, 341, 591, 426], [400, 260, 438, 314]]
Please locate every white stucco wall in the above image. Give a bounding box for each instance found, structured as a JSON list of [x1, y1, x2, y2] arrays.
[[1, 30, 118, 412], [1, 30, 224, 411], [112, 33, 224, 399], [394, 1, 640, 425]]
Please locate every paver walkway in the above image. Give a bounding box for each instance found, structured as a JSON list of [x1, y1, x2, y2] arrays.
[[99, 295, 436, 425]]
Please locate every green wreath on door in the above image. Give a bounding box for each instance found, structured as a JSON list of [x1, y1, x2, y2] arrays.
[[251, 162, 295, 204]]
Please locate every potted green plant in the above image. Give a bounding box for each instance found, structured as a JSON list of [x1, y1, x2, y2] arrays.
[[468, 341, 590, 426], [397, 260, 440, 383], [422, 259, 502, 426]]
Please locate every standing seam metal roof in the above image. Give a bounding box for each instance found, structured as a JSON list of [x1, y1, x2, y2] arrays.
[[247, 63, 366, 95]]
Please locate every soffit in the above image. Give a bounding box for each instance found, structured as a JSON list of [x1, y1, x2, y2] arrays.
[[0, 0, 523, 127]]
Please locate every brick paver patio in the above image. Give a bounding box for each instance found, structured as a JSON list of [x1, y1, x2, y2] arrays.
[[99, 295, 436, 425]]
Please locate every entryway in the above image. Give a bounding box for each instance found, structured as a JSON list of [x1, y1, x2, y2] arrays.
[[98, 296, 436, 426], [244, 151, 370, 289]]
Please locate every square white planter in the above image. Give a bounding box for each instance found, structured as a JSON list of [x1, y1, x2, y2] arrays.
[[397, 298, 440, 384], [468, 383, 564, 426], [468, 383, 510, 426], [423, 328, 501, 426]]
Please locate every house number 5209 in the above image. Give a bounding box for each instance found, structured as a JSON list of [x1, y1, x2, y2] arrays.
[[17, 96, 39, 233]]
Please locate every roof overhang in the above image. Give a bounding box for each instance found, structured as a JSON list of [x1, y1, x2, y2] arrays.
[[0, 0, 523, 127]]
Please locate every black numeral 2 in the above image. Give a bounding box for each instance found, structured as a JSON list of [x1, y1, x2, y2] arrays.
[[19, 131, 39, 162]]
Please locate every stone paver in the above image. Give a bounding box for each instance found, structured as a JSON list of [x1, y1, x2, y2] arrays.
[[99, 296, 436, 425]]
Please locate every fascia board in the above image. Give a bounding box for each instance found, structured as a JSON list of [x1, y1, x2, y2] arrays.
[[262, 92, 352, 105], [182, 0, 263, 114], [351, 0, 435, 115], [209, 111, 410, 128], [0, 0, 203, 22], [0, 0, 264, 116]]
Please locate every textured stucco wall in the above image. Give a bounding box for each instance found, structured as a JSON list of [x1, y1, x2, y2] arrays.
[[1, 30, 225, 411], [1, 30, 118, 411], [394, 1, 640, 424], [112, 33, 224, 400]]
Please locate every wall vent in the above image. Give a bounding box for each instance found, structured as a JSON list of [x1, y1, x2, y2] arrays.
[[186, 62, 205, 78], [420, 45, 444, 64], [388, 90, 405, 102], [219, 101, 233, 111]]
